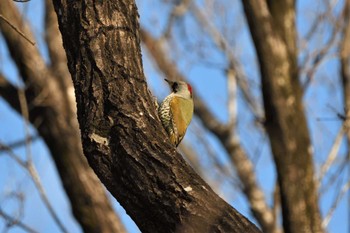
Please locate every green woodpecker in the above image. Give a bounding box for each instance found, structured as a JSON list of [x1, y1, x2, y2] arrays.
[[159, 79, 194, 147]]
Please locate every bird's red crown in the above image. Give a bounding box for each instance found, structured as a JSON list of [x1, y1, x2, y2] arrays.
[[187, 84, 193, 95]]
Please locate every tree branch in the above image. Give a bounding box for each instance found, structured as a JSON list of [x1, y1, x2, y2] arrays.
[[0, 141, 68, 233], [0, 134, 40, 151], [0, 13, 35, 45], [0, 209, 38, 233]]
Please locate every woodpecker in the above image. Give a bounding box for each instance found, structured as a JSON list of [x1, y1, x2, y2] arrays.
[[159, 79, 194, 147]]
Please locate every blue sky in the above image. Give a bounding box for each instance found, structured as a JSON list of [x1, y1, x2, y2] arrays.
[[0, 0, 348, 233]]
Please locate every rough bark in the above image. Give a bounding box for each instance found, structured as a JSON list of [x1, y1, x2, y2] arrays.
[[242, 1, 323, 233], [141, 28, 278, 233], [52, 0, 261, 232], [0, 1, 126, 232]]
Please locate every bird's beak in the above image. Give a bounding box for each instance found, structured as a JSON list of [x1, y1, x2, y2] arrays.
[[164, 79, 174, 86]]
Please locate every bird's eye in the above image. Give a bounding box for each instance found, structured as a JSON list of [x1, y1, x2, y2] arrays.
[[172, 82, 179, 92]]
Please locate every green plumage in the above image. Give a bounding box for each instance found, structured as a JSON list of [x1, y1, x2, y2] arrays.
[[159, 80, 194, 147]]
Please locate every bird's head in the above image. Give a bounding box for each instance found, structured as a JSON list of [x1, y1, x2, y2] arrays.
[[165, 79, 192, 99]]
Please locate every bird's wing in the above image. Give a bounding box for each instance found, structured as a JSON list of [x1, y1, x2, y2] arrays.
[[169, 97, 188, 146]]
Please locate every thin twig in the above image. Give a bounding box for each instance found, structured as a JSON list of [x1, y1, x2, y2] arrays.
[[17, 88, 68, 233], [0, 192, 25, 232], [0, 135, 40, 152], [0, 142, 68, 233], [320, 155, 348, 194], [191, 122, 240, 190], [161, 0, 190, 39], [0, 14, 35, 46], [26, 163, 68, 233], [189, 2, 263, 120], [322, 180, 350, 228], [18, 88, 33, 162], [0, 142, 26, 167], [0, 209, 38, 233], [319, 123, 345, 182], [302, 0, 345, 90]]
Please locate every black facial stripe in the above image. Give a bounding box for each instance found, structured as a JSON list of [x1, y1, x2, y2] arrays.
[[172, 82, 179, 92]]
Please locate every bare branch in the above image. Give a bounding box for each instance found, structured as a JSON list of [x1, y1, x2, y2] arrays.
[[0, 135, 40, 152], [319, 123, 346, 182], [302, 23, 342, 90], [227, 68, 237, 127], [0, 142, 26, 167], [320, 155, 348, 194], [0, 142, 68, 233], [26, 163, 68, 233], [189, 2, 262, 120], [0, 209, 38, 233], [300, 1, 339, 52], [178, 143, 203, 176], [161, 0, 190, 39], [322, 180, 350, 228], [18, 88, 33, 162], [0, 14, 34, 45]]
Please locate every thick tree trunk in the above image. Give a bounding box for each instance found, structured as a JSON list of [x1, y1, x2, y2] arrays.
[[242, 1, 323, 233], [52, 0, 261, 232], [0, 1, 126, 232]]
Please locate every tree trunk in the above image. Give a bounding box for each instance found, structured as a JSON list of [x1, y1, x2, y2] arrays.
[[52, 0, 261, 232], [242, 1, 323, 233]]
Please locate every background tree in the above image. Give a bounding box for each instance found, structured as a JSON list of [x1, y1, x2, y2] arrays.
[[0, 0, 126, 232], [0, 0, 349, 233]]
